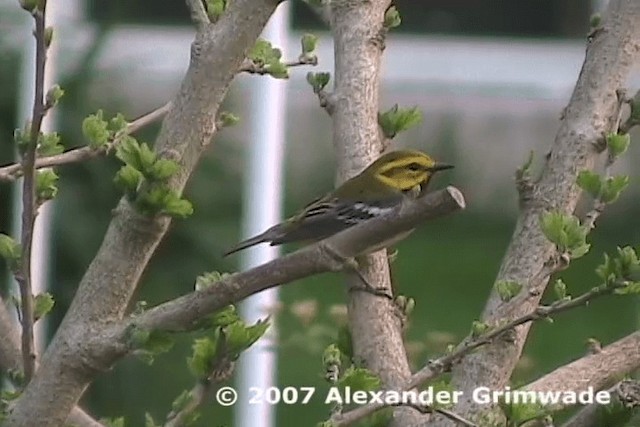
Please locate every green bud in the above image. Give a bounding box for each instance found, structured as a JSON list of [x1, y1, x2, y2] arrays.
[[45, 84, 64, 108], [495, 280, 522, 302], [301, 33, 318, 54], [471, 320, 489, 338], [18, 0, 37, 11], [384, 6, 401, 29], [322, 344, 342, 368], [33, 292, 54, 320], [35, 169, 59, 202], [600, 175, 629, 204], [553, 279, 567, 300], [378, 104, 422, 139], [44, 27, 54, 48], [306, 72, 331, 93], [82, 110, 110, 148], [606, 133, 630, 157], [219, 111, 240, 128], [576, 170, 602, 198]]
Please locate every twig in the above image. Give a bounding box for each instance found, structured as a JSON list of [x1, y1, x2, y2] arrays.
[[330, 281, 625, 426], [15, 0, 50, 383], [185, 0, 210, 29], [239, 56, 318, 75], [0, 102, 171, 182]]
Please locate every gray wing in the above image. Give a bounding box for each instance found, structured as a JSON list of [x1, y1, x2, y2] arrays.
[[270, 194, 403, 244]]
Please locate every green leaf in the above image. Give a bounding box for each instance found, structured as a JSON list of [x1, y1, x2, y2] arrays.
[[539, 211, 590, 258], [600, 175, 629, 204], [45, 84, 64, 107], [339, 366, 381, 392], [33, 293, 55, 320], [0, 234, 21, 266], [37, 132, 64, 156], [225, 318, 270, 358], [606, 133, 630, 157], [377, 104, 423, 138], [248, 39, 275, 66], [384, 5, 401, 29], [137, 142, 157, 174], [148, 159, 179, 181], [266, 60, 289, 79], [161, 191, 194, 219], [576, 170, 602, 198], [322, 344, 342, 369], [553, 279, 568, 300], [301, 33, 318, 54], [205, 0, 227, 21], [471, 320, 489, 338], [114, 165, 143, 196], [35, 169, 59, 201], [115, 136, 142, 168], [210, 305, 240, 327], [145, 330, 175, 355], [188, 337, 217, 377], [109, 113, 128, 133], [495, 280, 522, 302], [306, 72, 331, 93], [195, 271, 230, 291], [82, 110, 110, 148], [219, 111, 240, 128]]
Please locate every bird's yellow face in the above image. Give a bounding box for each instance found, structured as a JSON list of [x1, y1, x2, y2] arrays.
[[368, 150, 452, 191]]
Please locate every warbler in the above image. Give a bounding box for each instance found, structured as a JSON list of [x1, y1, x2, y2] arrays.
[[224, 150, 453, 256]]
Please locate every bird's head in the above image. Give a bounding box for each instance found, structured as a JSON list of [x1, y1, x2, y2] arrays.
[[367, 150, 453, 192]]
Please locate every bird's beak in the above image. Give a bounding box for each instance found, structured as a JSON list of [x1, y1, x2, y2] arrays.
[[429, 163, 454, 172]]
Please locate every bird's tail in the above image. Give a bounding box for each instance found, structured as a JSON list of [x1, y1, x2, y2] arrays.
[[223, 232, 270, 257]]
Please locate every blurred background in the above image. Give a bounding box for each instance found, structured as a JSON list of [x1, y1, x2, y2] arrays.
[[0, 0, 639, 425]]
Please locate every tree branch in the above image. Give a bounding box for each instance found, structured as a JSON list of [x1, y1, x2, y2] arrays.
[[523, 331, 640, 399], [329, 0, 422, 425], [437, 1, 640, 424], [0, 102, 171, 182], [120, 187, 464, 334], [185, 0, 210, 29], [15, 0, 50, 384], [4, 1, 281, 426], [0, 301, 104, 427]]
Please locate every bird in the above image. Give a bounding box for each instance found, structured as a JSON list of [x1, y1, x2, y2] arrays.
[[224, 149, 453, 257]]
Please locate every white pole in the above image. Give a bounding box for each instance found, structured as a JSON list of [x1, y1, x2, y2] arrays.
[[11, 0, 74, 354], [235, 3, 290, 427]]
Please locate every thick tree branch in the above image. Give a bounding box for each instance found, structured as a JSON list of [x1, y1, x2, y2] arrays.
[[329, 0, 422, 425], [0, 102, 171, 182], [0, 302, 104, 427], [4, 1, 281, 426], [436, 1, 640, 424], [523, 331, 640, 399]]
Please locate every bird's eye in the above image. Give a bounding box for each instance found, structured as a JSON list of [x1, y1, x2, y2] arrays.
[[407, 162, 422, 171]]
